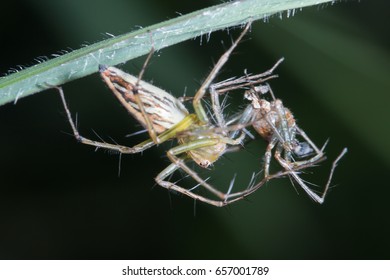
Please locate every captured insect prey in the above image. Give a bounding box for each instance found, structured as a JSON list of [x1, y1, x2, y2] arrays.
[[55, 22, 346, 207], [214, 76, 347, 204]]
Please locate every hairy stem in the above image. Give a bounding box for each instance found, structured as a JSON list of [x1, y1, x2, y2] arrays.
[[0, 0, 334, 106]]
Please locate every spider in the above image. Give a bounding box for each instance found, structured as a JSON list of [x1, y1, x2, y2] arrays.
[[56, 22, 279, 207], [213, 74, 347, 204]]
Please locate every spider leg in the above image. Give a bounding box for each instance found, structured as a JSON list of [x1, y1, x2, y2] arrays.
[[193, 22, 252, 124], [154, 130, 249, 206], [56, 86, 155, 154], [155, 152, 281, 207], [209, 85, 226, 130], [264, 138, 278, 177], [295, 125, 322, 155], [228, 104, 255, 139], [132, 45, 163, 144], [156, 138, 228, 199], [208, 58, 283, 96], [273, 99, 295, 157], [155, 161, 229, 207], [275, 146, 347, 204], [282, 127, 326, 169], [274, 147, 324, 203]]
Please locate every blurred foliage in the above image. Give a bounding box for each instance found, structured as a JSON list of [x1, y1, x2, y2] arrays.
[[0, 0, 389, 259]]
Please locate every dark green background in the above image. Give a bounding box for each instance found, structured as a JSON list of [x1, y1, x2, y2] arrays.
[[1, 0, 389, 259]]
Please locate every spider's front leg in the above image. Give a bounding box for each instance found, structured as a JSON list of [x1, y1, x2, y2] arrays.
[[56, 86, 156, 154], [155, 137, 228, 201], [130, 47, 163, 144], [155, 160, 228, 207], [155, 130, 247, 206], [192, 22, 252, 124]]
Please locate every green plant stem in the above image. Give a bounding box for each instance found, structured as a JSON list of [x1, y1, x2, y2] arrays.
[[0, 0, 334, 106]]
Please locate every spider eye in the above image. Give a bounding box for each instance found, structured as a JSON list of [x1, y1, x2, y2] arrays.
[[293, 142, 313, 158], [199, 160, 211, 168]]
